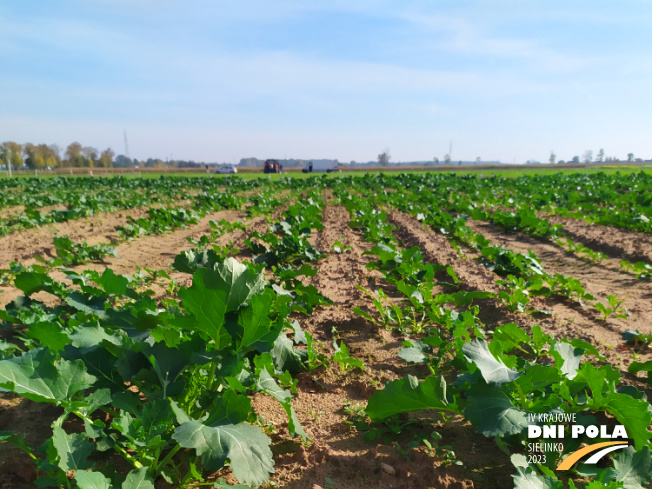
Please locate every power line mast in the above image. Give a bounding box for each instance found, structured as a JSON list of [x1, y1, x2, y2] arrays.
[[124, 130, 130, 159]]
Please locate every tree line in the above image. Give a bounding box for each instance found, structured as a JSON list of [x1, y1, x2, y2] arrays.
[[0, 141, 115, 169], [549, 149, 643, 165], [0, 141, 233, 170]]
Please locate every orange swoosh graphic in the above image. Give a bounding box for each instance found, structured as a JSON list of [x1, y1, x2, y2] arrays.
[[556, 441, 627, 471]]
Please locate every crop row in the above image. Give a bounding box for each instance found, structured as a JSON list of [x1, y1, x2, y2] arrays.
[[0, 175, 307, 236], [331, 180, 652, 488], [0, 176, 364, 488], [0, 172, 650, 488]]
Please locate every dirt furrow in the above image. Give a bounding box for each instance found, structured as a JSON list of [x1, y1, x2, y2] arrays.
[[75, 210, 251, 276], [0, 204, 171, 269], [251, 202, 476, 489], [0, 205, 26, 219], [467, 219, 651, 321], [387, 210, 532, 332], [305, 204, 402, 375], [383, 211, 652, 386], [388, 212, 596, 341], [546, 214, 652, 264], [388, 211, 501, 294], [0, 186, 279, 270], [0, 210, 257, 309], [0, 186, 257, 268], [465, 218, 652, 374]]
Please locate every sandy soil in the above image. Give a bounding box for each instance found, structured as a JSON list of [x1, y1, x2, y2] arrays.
[[464, 218, 652, 375], [0, 205, 27, 220], [0, 208, 147, 268], [0, 209, 265, 309], [545, 214, 652, 264]]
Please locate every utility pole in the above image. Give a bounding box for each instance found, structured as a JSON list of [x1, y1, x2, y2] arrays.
[[449, 140, 453, 163], [7, 148, 12, 178]]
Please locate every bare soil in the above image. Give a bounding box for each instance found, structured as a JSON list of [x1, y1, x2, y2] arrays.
[[463, 218, 652, 383], [0, 205, 164, 269], [545, 214, 652, 264]]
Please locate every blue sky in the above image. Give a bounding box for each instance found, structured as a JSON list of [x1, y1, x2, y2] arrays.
[[1, 1, 651, 164]]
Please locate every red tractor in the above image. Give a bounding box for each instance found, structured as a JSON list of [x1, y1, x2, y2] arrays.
[[263, 159, 281, 173]]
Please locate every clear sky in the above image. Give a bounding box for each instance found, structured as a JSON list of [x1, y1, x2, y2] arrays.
[[1, 1, 650, 164]]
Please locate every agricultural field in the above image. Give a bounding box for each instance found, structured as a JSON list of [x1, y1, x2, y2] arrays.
[[0, 171, 651, 489]]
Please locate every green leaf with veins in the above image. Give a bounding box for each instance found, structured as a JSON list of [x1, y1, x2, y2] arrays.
[[52, 426, 94, 472], [611, 446, 652, 489], [75, 471, 113, 489], [551, 342, 584, 379], [464, 383, 529, 437], [178, 269, 230, 348], [398, 345, 428, 364], [204, 389, 252, 426], [511, 365, 562, 397], [212, 258, 267, 312], [172, 421, 274, 486], [0, 348, 95, 404], [492, 323, 531, 353], [270, 331, 305, 375], [143, 342, 190, 398], [366, 375, 459, 421], [95, 268, 129, 296], [597, 393, 652, 450], [255, 367, 307, 439], [569, 338, 605, 361], [14, 271, 54, 296], [575, 362, 620, 405], [289, 319, 307, 345], [462, 339, 521, 386], [122, 467, 155, 489], [70, 323, 122, 349], [65, 291, 108, 319], [25, 321, 70, 352], [232, 291, 274, 351]]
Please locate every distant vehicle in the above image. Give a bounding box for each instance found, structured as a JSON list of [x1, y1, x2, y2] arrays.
[[302, 161, 338, 173], [214, 165, 238, 174], [263, 159, 281, 173]]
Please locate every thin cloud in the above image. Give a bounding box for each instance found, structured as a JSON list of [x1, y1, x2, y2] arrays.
[[1, 1, 651, 163]]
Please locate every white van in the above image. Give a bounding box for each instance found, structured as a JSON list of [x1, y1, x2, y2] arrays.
[[302, 161, 338, 173]]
